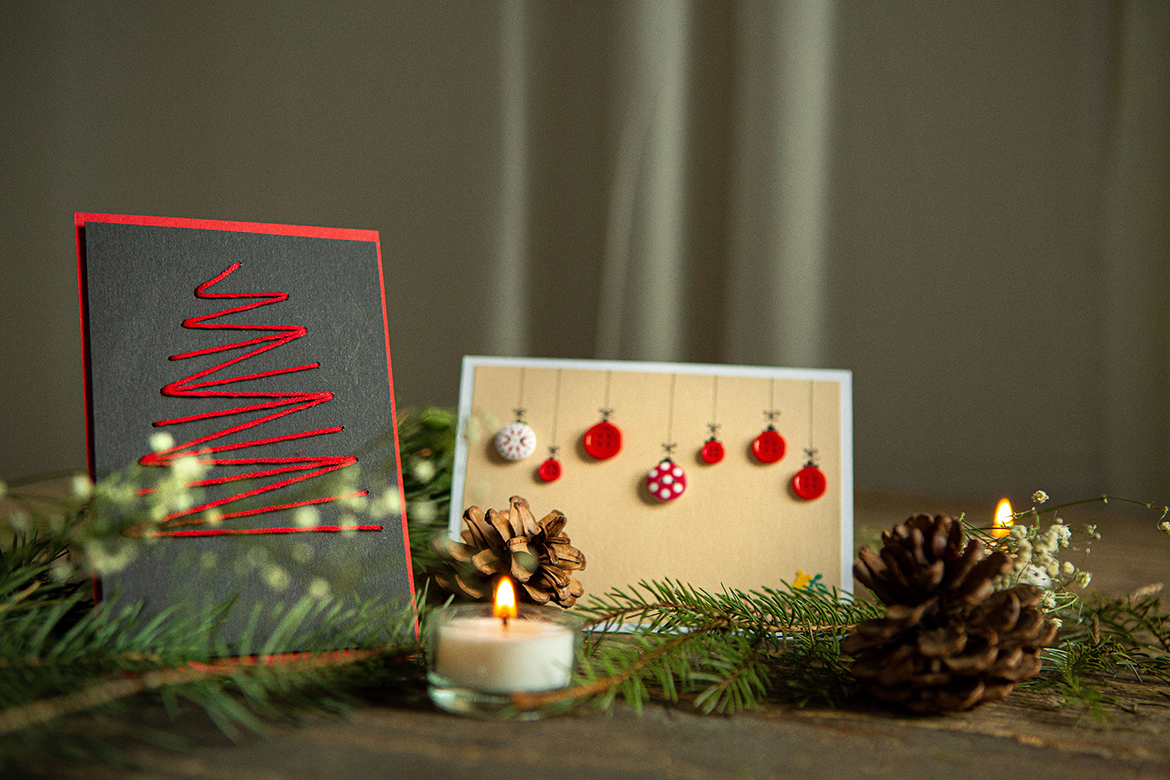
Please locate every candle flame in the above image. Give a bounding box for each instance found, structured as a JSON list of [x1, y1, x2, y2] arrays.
[[494, 576, 518, 621], [993, 498, 1013, 538]]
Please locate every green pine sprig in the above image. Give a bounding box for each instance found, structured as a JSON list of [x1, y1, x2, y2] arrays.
[[513, 578, 885, 715], [0, 480, 424, 776]]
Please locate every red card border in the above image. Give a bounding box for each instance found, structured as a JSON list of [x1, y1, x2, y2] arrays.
[[74, 213, 415, 617]]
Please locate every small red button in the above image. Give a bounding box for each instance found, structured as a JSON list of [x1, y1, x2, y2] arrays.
[[752, 428, 786, 464], [700, 439, 724, 464], [792, 465, 826, 499], [538, 457, 562, 482], [583, 420, 622, 460], [646, 459, 686, 501]]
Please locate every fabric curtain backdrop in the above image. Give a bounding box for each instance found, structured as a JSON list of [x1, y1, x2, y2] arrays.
[[0, 1, 1167, 500], [483, 0, 1170, 499]]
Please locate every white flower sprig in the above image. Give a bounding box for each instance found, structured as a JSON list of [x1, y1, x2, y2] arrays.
[[981, 491, 1169, 621]]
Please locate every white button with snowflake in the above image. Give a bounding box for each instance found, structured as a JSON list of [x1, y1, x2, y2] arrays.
[[646, 459, 686, 501], [495, 421, 537, 461]]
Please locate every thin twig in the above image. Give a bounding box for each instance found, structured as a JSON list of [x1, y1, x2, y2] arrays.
[[1015, 495, 1169, 521], [0, 647, 396, 736]]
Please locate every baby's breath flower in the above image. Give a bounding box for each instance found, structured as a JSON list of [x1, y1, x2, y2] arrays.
[[72, 474, 93, 500], [369, 488, 401, 519], [98, 481, 139, 508], [1021, 565, 1052, 589], [1054, 524, 1071, 547], [171, 455, 207, 483], [1009, 525, 1026, 540], [1040, 591, 1057, 610], [7, 511, 30, 533], [1076, 571, 1092, 589], [1160, 521, 1170, 536], [308, 577, 331, 600], [293, 506, 320, 528], [1062, 561, 1075, 575], [170, 490, 195, 513], [409, 500, 437, 523], [246, 545, 269, 567], [1032, 490, 1049, 504], [263, 565, 291, 592], [411, 459, 437, 484], [84, 539, 137, 575], [339, 493, 369, 512], [51, 559, 73, 582], [150, 432, 175, 453]]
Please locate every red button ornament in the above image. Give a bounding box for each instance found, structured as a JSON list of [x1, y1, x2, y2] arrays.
[[792, 464, 827, 500], [538, 457, 562, 483], [583, 420, 622, 460], [646, 459, 686, 501], [700, 438, 724, 464], [751, 427, 786, 464]]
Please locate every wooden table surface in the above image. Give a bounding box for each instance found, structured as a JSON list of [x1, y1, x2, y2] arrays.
[[42, 494, 1170, 779]]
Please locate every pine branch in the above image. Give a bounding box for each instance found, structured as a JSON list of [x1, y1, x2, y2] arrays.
[[511, 626, 719, 711], [0, 646, 404, 736], [524, 579, 882, 715]]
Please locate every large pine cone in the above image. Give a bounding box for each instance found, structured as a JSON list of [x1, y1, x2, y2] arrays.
[[435, 496, 586, 607], [844, 514, 1057, 713]]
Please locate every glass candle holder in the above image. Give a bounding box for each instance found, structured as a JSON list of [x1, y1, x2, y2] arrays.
[[426, 602, 584, 719]]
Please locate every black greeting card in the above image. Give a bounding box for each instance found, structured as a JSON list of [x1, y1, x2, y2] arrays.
[[75, 213, 413, 645]]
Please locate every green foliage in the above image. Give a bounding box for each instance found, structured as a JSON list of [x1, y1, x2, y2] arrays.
[[516, 578, 885, 715], [3, 410, 1170, 773], [392, 407, 458, 592], [1026, 589, 1170, 721], [0, 520, 422, 775]]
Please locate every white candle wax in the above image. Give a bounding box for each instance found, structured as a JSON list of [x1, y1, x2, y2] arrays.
[[434, 616, 575, 693]]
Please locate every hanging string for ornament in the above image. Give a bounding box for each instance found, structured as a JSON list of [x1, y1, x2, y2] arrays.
[[751, 378, 786, 464], [646, 374, 687, 501], [538, 369, 563, 482], [583, 370, 622, 460], [699, 375, 724, 464], [792, 381, 827, 500], [495, 367, 537, 461]]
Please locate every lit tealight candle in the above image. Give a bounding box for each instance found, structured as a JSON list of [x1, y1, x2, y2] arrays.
[[993, 498, 1013, 538], [428, 577, 580, 716]]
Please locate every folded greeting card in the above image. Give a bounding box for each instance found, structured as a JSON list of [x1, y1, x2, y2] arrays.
[[75, 213, 412, 645], [450, 357, 854, 602]]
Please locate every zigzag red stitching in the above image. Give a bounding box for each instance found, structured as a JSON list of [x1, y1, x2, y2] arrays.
[[133, 262, 372, 537]]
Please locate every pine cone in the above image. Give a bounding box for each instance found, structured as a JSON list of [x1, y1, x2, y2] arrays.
[[844, 514, 1057, 713], [435, 496, 586, 607]]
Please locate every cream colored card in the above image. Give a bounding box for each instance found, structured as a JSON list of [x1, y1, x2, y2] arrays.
[[450, 357, 853, 600]]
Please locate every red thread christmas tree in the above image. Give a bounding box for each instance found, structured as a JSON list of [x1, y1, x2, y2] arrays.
[[134, 262, 378, 538]]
